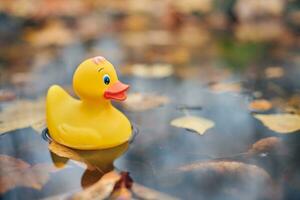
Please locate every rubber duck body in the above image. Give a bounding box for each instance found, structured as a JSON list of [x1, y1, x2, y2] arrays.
[[46, 56, 132, 150]]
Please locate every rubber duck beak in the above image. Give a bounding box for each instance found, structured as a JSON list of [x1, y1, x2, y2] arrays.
[[104, 81, 129, 101]]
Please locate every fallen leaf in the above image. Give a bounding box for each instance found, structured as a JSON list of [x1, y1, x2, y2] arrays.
[[177, 161, 272, 198], [121, 64, 174, 78], [209, 82, 241, 93], [178, 161, 270, 178], [171, 116, 214, 135], [0, 98, 45, 134], [110, 172, 133, 200], [71, 171, 121, 200], [247, 137, 286, 155], [265, 66, 284, 78], [133, 183, 179, 200], [0, 89, 16, 102], [248, 99, 272, 111], [70, 171, 178, 200], [25, 20, 75, 47], [0, 154, 54, 194], [122, 93, 170, 112], [254, 114, 300, 133], [49, 141, 129, 171]]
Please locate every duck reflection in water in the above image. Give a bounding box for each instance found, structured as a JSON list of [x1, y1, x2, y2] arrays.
[[48, 140, 129, 188]]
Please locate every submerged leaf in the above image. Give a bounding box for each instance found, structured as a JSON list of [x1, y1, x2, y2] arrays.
[[248, 99, 272, 111], [0, 98, 45, 134], [254, 114, 300, 133], [0, 155, 54, 194], [122, 93, 170, 112], [171, 116, 214, 135]]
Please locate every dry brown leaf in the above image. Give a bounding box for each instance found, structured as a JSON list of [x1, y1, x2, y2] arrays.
[[25, 20, 75, 47], [171, 116, 214, 135], [265, 66, 284, 78], [254, 114, 300, 133], [0, 154, 54, 194], [0, 98, 45, 134], [71, 171, 121, 200], [121, 64, 174, 78], [122, 93, 170, 112], [210, 82, 241, 93], [247, 137, 284, 155], [248, 99, 272, 111]]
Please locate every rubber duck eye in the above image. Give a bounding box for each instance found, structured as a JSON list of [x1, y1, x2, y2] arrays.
[[103, 74, 110, 85]]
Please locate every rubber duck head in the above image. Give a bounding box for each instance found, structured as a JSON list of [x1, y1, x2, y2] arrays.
[[73, 56, 129, 103]]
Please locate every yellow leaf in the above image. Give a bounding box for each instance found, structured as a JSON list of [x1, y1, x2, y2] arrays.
[[171, 116, 214, 135], [254, 114, 300, 133]]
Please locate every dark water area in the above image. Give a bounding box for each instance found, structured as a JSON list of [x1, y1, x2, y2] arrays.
[[0, 1, 300, 199]]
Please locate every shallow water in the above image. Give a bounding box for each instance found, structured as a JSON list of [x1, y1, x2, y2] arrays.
[[1, 6, 300, 200]]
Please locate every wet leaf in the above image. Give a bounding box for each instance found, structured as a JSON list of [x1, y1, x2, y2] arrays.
[[0, 98, 45, 134], [171, 116, 214, 135], [0, 154, 54, 194], [122, 93, 170, 112], [248, 99, 272, 111], [209, 82, 241, 93], [71, 171, 121, 200], [48, 141, 91, 169], [247, 137, 285, 155], [254, 114, 300, 133], [110, 172, 133, 200], [265, 66, 284, 78], [25, 20, 75, 47], [121, 64, 174, 78], [132, 183, 179, 200], [178, 161, 270, 179], [0, 89, 16, 102]]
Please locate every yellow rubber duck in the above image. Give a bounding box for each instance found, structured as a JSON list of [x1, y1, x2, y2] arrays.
[[46, 56, 132, 150]]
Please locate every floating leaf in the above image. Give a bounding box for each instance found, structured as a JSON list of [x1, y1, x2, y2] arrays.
[[25, 20, 75, 47], [254, 114, 300, 133], [122, 93, 170, 112], [248, 99, 272, 111], [178, 161, 270, 178], [0, 154, 54, 194], [247, 136, 285, 155], [0, 89, 16, 102], [121, 64, 174, 78], [171, 116, 214, 135], [132, 183, 179, 200], [71, 171, 178, 200], [0, 98, 45, 134], [209, 82, 241, 93], [265, 66, 284, 78], [71, 171, 121, 200], [110, 172, 133, 200]]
